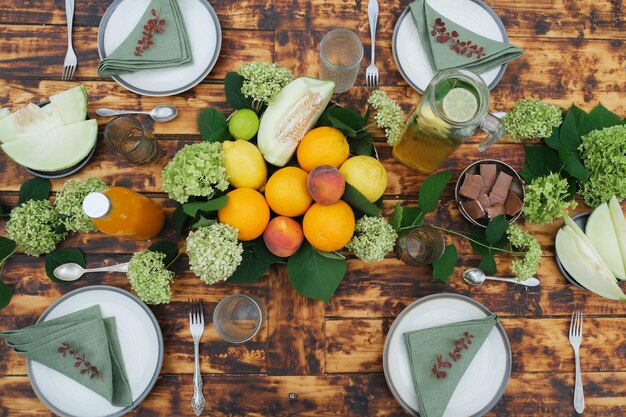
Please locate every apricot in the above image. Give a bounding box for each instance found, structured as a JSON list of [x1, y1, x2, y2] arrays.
[[306, 165, 346, 205], [263, 216, 305, 257]]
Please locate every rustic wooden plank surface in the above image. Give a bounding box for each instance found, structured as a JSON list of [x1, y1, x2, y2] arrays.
[[0, 0, 625, 415]]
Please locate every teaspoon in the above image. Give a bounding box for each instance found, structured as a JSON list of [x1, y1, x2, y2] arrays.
[[462, 268, 540, 287], [53, 262, 130, 282], [96, 105, 177, 122]]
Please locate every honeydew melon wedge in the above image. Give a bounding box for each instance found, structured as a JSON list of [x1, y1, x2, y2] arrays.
[[1, 119, 97, 172], [556, 215, 626, 301], [586, 202, 626, 280], [609, 196, 626, 275], [0, 85, 87, 143], [0, 108, 9, 120]]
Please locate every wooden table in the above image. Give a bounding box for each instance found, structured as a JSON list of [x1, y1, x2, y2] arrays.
[[0, 0, 625, 415]]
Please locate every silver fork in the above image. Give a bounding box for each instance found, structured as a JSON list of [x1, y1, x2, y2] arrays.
[[365, 0, 379, 88], [62, 0, 77, 80], [189, 299, 206, 416], [569, 310, 585, 414]]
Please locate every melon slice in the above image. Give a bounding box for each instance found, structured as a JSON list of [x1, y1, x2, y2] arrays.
[[556, 215, 626, 301], [609, 196, 626, 275], [257, 77, 335, 167], [1, 119, 97, 171], [586, 202, 626, 280], [0, 108, 9, 120], [0, 85, 87, 143]]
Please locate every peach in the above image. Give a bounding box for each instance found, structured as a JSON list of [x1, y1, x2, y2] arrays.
[[263, 216, 305, 257], [306, 165, 346, 205]]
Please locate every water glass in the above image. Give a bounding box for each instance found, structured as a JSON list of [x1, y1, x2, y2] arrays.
[[213, 294, 266, 343], [319, 28, 363, 94], [396, 225, 445, 266], [104, 115, 162, 165]]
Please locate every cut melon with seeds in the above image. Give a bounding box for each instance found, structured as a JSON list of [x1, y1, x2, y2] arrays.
[[586, 202, 626, 280], [2, 119, 97, 172], [49, 85, 88, 125]]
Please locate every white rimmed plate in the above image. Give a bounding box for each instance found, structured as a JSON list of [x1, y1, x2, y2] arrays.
[[392, 0, 508, 93], [98, 0, 221, 97], [27, 286, 163, 417], [383, 293, 511, 417]]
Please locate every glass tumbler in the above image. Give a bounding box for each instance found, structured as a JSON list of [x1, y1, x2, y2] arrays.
[[104, 115, 162, 165], [396, 225, 445, 266], [319, 28, 364, 94], [213, 294, 266, 343]]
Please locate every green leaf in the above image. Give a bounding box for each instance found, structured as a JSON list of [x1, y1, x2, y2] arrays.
[[432, 244, 458, 284], [418, 169, 451, 212], [148, 241, 180, 268], [362, 105, 371, 123], [559, 105, 590, 150], [224, 72, 254, 110], [587, 103, 623, 132], [486, 215, 509, 245], [544, 126, 562, 150], [478, 251, 497, 275], [349, 131, 374, 156], [389, 203, 425, 231], [173, 204, 191, 235], [252, 240, 283, 264], [287, 242, 347, 302], [389, 203, 404, 231], [45, 248, 86, 284], [0, 237, 17, 264], [191, 216, 216, 229], [198, 108, 231, 142], [312, 247, 346, 260], [0, 281, 11, 310], [328, 115, 357, 137], [322, 107, 364, 130], [227, 247, 269, 283], [182, 196, 229, 217], [524, 145, 562, 176], [518, 164, 538, 183], [341, 183, 381, 216], [558, 148, 589, 180], [18, 177, 51, 206]]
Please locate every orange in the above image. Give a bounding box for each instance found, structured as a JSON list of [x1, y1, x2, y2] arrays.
[[303, 201, 355, 252], [264, 167, 313, 217], [217, 188, 270, 241], [297, 126, 350, 172]]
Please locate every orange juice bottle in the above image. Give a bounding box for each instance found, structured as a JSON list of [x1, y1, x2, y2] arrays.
[[82, 187, 164, 239]]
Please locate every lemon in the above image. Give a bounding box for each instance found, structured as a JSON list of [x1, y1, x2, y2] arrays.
[[441, 88, 478, 123], [339, 156, 388, 203], [222, 140, 267, 190], [228, 109, 259, 141]]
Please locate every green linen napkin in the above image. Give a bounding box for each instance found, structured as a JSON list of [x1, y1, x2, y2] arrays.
[[404, 314, 499, 417], [97, 0, 192, 76], [0, 305, 132, 407], [410, 0, 522, 74]]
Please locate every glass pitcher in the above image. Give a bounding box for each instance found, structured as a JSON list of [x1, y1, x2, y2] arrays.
[[392, 69, 504, 174]]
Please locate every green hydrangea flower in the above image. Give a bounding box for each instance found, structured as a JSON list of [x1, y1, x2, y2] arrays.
[[127, 250, 175, 305], [6, 200, 66, 256], [162, 142, 229, 204], [239, 62, 293, 104], [346, 216, 398, 262], [187, 223, 243, 285], [523, 173, 577, 224], [579, 125, 626, 208], [368, 90, 405, 146], [55, 177, 107, 233], [507, 224, 541, 280], [503, 99, 562, 141]]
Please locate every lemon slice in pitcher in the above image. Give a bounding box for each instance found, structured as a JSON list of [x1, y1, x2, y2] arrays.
[[442, 88, 479, 123]]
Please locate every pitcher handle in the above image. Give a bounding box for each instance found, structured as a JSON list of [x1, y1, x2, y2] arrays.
[[478, 113, 505, 151]]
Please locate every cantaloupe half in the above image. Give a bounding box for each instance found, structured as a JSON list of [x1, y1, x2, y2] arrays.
[[0, 85, 87, 143], [586, 202, 626, 280], [1, 119, 97, 172]]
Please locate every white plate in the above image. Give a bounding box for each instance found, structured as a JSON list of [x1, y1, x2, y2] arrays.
[[27, 286, 164, 417], [392, 0, 508, 93], [383, 293, 511, 417], [98, 0, 221, 96]]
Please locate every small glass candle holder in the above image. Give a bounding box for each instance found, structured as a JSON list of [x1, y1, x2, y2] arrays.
[[396, 225, 445, 266], [104, 115, 162, 165], [319, 28, 364, 94], [213, 294, 266, 343]]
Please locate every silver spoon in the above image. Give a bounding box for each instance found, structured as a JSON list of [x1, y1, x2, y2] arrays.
[[462, 268, 540, 287], [53, 262, 130, 282], [96, 105, 177, 122]]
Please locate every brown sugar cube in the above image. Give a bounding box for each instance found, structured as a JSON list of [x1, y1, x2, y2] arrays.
[[486, 204, 505, 218], [478, 193, 491, 209], [504, 192, 524, 216], [480, 164, 497, 187], [489, 172, 513, 205], [459, 174, 484, 200], [489, 190, 507, 206], [462, 200, 486, 220]]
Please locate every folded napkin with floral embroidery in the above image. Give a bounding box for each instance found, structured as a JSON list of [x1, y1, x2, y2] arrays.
[[97, 0, 192, 76], [404, 314, 499, 417], [0, 305, 132, 406], [410, 0, 522, 74]]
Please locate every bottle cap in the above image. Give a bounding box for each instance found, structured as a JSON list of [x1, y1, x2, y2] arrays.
[[82, 192, 111, 219]]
